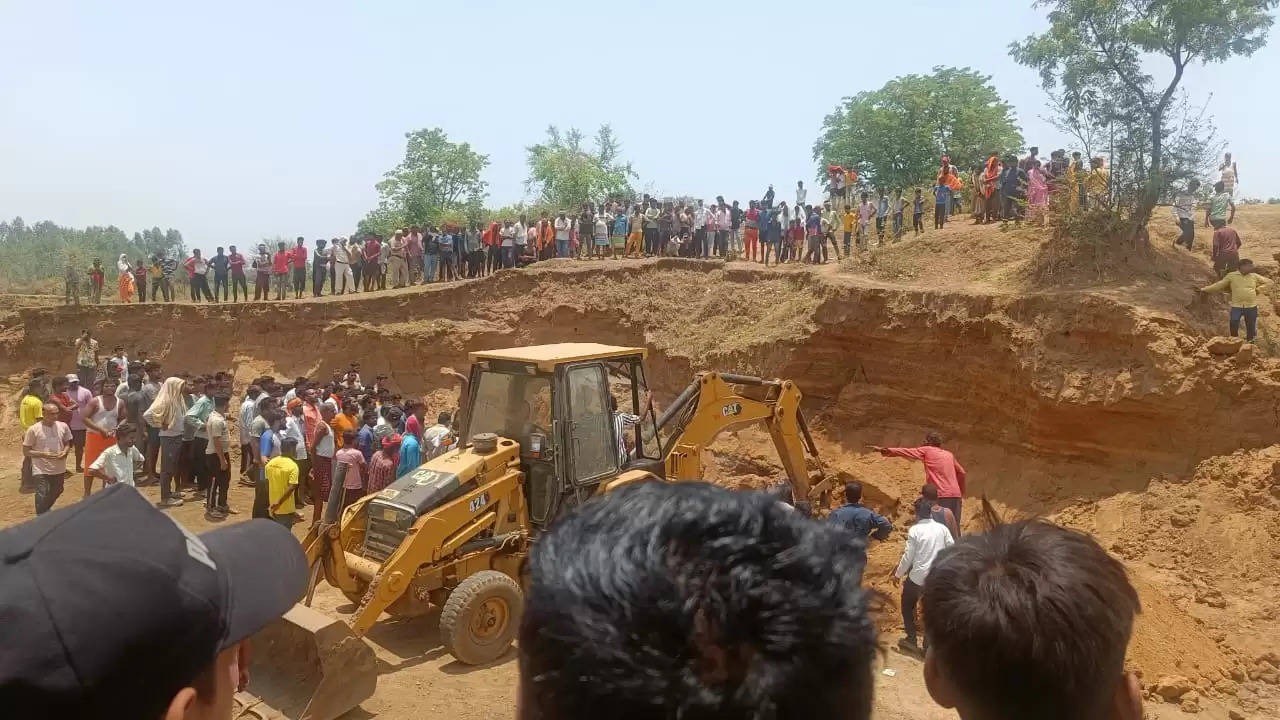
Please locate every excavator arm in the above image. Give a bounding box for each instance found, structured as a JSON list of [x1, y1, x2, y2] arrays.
[[655, 372, 830, 504]]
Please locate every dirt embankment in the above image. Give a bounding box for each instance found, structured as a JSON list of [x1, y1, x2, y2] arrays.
[[3, 258, 1279, 715]]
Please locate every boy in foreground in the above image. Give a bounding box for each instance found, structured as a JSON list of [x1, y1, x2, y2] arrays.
[[519, 480, 877, 720], [922, 519, 1143, 720]]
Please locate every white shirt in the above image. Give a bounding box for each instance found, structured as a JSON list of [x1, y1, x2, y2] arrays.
[[554, 217, 571, 241], [512, 222, 527, 246], [500, 226, 516, 247], [238, 397, 258, 444], [796, 187, 807, 206], [332, 243, 350, 264], [284, 415, 309, 460], [894, 518, 954, 586], [693, 207, 708, 229], [89, 444, 145, 487]]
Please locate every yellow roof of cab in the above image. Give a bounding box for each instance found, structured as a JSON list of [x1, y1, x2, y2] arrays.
[[470, 343, 647, 372]]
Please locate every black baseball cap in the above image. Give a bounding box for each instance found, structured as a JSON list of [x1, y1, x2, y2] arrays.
[[0, 485, 307, 718]]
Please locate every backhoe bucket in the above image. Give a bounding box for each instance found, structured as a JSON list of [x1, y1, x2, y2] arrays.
[[235, 604, 378, 720]]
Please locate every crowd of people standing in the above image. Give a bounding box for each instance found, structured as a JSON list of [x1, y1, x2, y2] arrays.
[[18, 332, 456, 525]]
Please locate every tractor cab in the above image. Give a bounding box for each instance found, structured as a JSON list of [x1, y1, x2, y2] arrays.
[[461, 343, 661, 527]]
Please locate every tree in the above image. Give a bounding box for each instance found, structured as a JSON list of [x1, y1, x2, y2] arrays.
[[1011, 0, 1275, 222], [525, 125, 637, 209], [0, 217, 185, 290], [362, 128, 489, 237], [813, 67, 1024, 191]]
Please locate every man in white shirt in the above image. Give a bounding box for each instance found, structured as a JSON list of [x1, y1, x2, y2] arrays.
[[87, 422, 145, 489], [692, 200, 709, 258], [893, 497, 954, 654], [796, 180, 807, 208], [238, 386, 262, 486], [554, 212, 572, 258], [422, 412, 455, 461]]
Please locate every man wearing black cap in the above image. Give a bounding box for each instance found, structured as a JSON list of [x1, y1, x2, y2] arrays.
[[0, 484, 307, 719]]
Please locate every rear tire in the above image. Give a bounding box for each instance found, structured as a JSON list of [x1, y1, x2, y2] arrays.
[[439, 570, 523, 665]]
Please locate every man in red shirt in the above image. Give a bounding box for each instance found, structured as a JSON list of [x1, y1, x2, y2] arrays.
[[482, 221, 501, 276], [1211, 223, 1242, 277], [271, 242, 292, 301], [871, 431, 967, 525], [291, 237, 308, 300], [228, 244, 247, 302], [362, 236, 382, 292]]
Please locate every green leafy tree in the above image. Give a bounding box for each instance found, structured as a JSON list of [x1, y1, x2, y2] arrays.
[[813, 67, 1024, 191], [0, 217, 185, 291], [525, 125, 637, 210], [1011, 0, 1275, 222], [361, 128, 489, 237]]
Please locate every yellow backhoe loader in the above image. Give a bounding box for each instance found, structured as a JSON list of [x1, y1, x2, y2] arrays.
[[239, 343, 829, 720]]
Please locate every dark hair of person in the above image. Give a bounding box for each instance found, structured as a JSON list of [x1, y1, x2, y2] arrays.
[[844, 481, 862, 503], [921, 484, 939, 501], [922, 517, 1141, 720], [520, 481, 876, 720]]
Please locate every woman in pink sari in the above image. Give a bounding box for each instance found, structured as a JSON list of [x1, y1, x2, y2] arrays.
[[1027, 160, 1049, 225]]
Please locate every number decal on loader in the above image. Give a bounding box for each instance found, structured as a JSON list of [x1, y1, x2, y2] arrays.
[[468, 493, 490, 513]]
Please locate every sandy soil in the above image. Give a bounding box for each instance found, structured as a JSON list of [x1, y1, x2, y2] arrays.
[[4, 206, 1280, 719]]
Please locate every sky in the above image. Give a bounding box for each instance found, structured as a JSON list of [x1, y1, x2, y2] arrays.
[[1, 0, 1275, 255]]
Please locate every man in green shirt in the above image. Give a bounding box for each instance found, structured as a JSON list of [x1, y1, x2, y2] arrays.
[[1198, 258, 1272, 341], [1204, 180, 1236, 230]]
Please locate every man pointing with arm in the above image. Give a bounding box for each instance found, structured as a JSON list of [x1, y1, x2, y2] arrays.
[[871, 430, 966, 526]]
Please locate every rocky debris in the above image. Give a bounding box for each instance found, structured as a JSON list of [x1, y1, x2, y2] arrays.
[[1206, 336, 1245, 356], [1195, 586, 1228, 609], [1154, 675, 1195, 701], [1229, 709, 1246, 720], [1180, 689, 1202, 713], [1234, 343, 1257, 366], [1169, 500, 1201, 528]]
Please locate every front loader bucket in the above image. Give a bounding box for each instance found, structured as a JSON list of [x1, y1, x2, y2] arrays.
[[235, 604, 378, 720]]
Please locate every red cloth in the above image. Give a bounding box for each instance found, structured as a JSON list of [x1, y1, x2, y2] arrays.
[[1212, 228, 1241, 260], [363, 239, 381, 263], [182, 257, 197, 278], [881, 446, 967, 498], [229, 252, 246, 276], [271, 251, 290, 274], [292, 246, 308, 265]]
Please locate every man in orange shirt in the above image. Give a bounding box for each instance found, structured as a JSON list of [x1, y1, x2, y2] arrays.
[[329, 398, 358, 449], [291, 237, 308, 300], [271, 242, 292, 301]]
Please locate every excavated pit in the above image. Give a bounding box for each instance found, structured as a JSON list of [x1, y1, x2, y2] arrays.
[[3, 259, 1278, 713]]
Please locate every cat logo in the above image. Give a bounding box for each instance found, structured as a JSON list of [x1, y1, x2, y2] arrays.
[[721, 402, 743, 417]]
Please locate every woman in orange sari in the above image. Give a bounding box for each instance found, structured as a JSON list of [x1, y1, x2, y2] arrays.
[[116, 254, 135, 302]]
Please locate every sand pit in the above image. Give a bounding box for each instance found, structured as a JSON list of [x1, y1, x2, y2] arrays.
[[3, 210, 1280, 718]]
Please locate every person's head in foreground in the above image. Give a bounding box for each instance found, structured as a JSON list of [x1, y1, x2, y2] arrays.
[[518, 480, 877, 720], [0, 484, 307, 720], [922, 518, 1143, 720]]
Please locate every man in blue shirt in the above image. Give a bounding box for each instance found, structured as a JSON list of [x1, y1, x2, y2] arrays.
[[397, 431, 421, 479], [828, 481, 893, 542]]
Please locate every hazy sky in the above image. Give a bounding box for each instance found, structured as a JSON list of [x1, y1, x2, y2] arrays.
[[2, 1, 1274, 254]]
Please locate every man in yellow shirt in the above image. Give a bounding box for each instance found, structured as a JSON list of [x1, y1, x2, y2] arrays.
[[19, 378, 45, 493], [1198, 258, 1272, 341], [266, 437, 301, 530]]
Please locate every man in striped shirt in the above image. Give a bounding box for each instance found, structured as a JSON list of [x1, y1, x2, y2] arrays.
[[609, 392, 651, 467]]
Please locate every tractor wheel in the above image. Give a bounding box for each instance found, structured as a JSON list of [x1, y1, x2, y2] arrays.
[[439, 570, 523, 665]]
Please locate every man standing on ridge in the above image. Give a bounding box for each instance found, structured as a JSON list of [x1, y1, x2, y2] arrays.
[[871, 431, 966, 526]]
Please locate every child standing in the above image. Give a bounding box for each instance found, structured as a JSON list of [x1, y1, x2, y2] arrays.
[[934, 183, 952, 229], [892, 189, 906, 241], [788, 220, 804, 263], [857, 193, 875, 249], [842, 205, 857, 255], [912, 189, 925, 235]]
